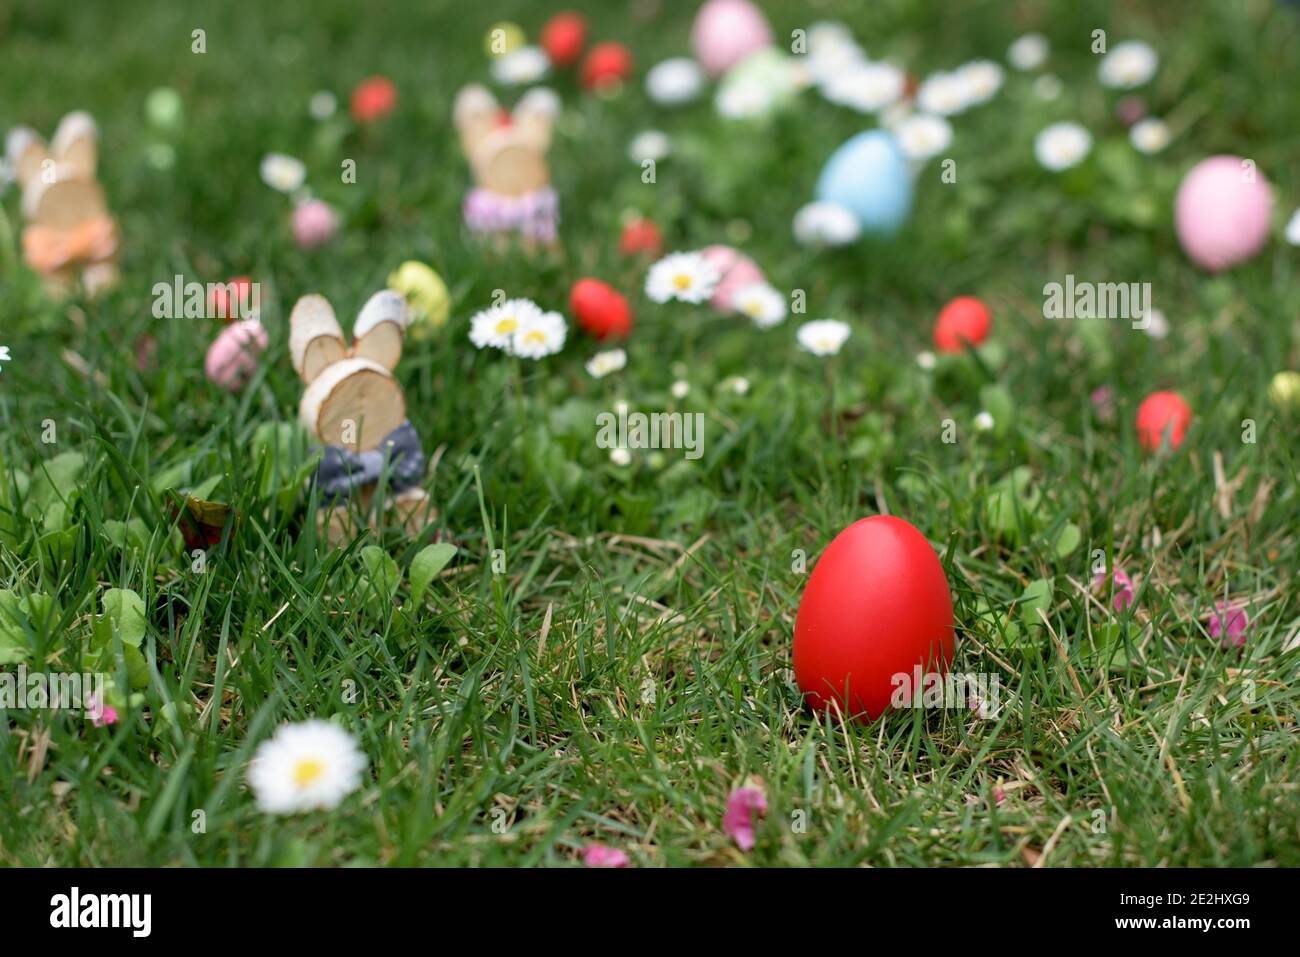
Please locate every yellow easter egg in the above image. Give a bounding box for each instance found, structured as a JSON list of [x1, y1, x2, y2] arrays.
[[485, 22, 525, 57], [1268, 370, 1300, 410], [388, 260, 450, 336]]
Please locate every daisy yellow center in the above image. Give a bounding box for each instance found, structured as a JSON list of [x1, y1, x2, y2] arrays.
[[293, 758, 325, 787], [673, 273, 693, 290], [494, 317, 518, 335], [523, 330, 547, 344]]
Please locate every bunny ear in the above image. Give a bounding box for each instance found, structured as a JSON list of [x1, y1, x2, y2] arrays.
[[50, 112, 98, 178], [512, 87, 558, 151], [289, 294, 348, 384], [351, 288, 408, 371], [6, 126, 49, 189], [453, 84, 501, 157]]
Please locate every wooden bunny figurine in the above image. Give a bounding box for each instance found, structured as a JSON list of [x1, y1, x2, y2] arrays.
[[6, 112, 119, 297], [453, 84, 560, 247], [289, 289, 430, 543]]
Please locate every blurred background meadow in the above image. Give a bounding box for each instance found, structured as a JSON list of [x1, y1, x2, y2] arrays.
[[0, 0, 1297, 866]]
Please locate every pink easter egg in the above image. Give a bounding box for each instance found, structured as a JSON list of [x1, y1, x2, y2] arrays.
[[1174, 156, 1273, 272], [701, 244, 766, 311], [292, 199, 339, 250], [205, 319, 268, 391], [690, 0, 774, 78]]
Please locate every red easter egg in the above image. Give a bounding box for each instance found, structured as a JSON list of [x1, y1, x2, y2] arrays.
[[933, 296, 991, 352], [582, 42, 632, 91], [570, 278, 632, 339], [1135, 391, 1191, 451], [541, 12, 587, 67], [209, 275, 253, 323], [619, 218, 662, 257], [793, 515, 955, 722], [351, 75, 397, 124]]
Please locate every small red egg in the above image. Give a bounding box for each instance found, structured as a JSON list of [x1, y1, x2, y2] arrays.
[[209, 275, 253, 323], [541, 12, 587, 68], [619, 218, 662, 257], [581, 42, 632, 91], [933, 296, 991, 352], [351, 75, 397, 124], [793, 515, 955, 722], [570, 278, 632, 339], [1135, 391, 1191, 451]]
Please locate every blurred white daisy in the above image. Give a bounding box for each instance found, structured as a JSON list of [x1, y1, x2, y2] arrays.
[[1141, 307, 1169, 340], [1098, 40, 1158, 89], [645, 251, 721, 304], [645, 57, 704, 105], [260, 153, 306, 194], [609, 447, 632, 466], [469, 298, 543, 353], [792, 202, 861, 247], [916, 72, 970, 116], [1007, 33, 1049, 71], [1033, 74, 1063, 101], [715, 81, 773, 120], [721, 375, 750, 395], [879, 101, 913, 130], [586, 348, 627, 379], [974, 411, 994, 432], [308, 91, 337, 120], [0, 345, 10, 371], [916, 350, 936, 371], [512, 310, 567, 359], [896, 113, 953, 162], [1285, 209, 1300, 246], [247, 719, 366, 815], [956, 60, 1003, 105], [732, 283, 788, 328], [806, 25, 865, 85], [1129, 117, 1170, 154], [797, 319, 851, 357], [517, 86, 561, 118], [822, 62, 905, 113], [1034, 122, 1092, 171], [670, 380, 690, 399], [628, 130, 672, 163], [492, 45, 550, 86]]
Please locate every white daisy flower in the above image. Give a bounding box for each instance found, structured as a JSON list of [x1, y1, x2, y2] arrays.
[[1008, 33, 1049, 71], [879, 101, 913, 131], [0, 345, 10, 370], [715, 81, 773, 120], [247, 719, 366, 815], [1034, 122, 1092, 171], [645, 57, 704, 105], [491, 45, 550, 86], [512, 310, 567, 359], [1129, 117, 1170, 154], [469, 298, 543, 353], [797, 319, 851, 357], [916, 350, 936, 371], [974, 410, 995, 432], [955, 60, 1003, 105], [732, 283, 788, 328], [896, 113, 953, 162], [792, 202, 861, 247], [1033, 74, 1063, 101], [517, 86, 561, 119], [822, 62, 905, 113], [916, 72, 970, 116], [806, 24, 865, 85], [1098, 40, 1158, 89], [670, 380, 690, 399], [1142, 307, 1169, 340], [259, 153, 306, 194], [645, 251, 721, 304], [1285, 209, 1300, 246], [586, 348, 627, 379], [609, 447, 632, 467], [629, 130, 672, 163], [721, 375, 750, 395], [308, 91, 337, 120]]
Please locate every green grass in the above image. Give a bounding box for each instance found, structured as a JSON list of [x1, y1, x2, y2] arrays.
[[1, 0, 1298, 867]]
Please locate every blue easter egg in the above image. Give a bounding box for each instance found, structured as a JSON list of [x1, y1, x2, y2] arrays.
[[815, 130, 914, 234]]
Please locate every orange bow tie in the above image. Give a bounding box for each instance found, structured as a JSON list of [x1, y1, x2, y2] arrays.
[[22, 216, 118, 274]]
